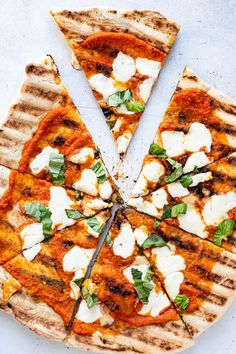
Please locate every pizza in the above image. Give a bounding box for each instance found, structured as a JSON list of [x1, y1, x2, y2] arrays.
[[131, 66, 236, 198], [0, 55, 119, 203], [129, 153, 236, 253], [50, 8, 180, 155]]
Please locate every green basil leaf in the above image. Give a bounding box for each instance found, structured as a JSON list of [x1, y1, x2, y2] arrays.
[[65, 209, 85, 220], [105, 233, 113, 247], [171, 203, 187, 218], [131, 267, 154, 304], [87, 216, 104, 234], [164, 159, 183, 183], [75, 190, 82, 200], [175, 294, 190, 309], [107, 89, 132, 107], [141, 234, 167, 249], [213, 219, 235, 246], [162, 204, 172, 219], [82, 286, 98, 309], [49, 153, 65, 185], [73, 278, 83, 288], [92, 162, 107, 184], [148, 144, 167, 158], [192, 165, 199, 173], [24, 202, 52, 238], [154, 220, 160, 229], [180, 175, 193, 188], [125, 100, 145, 113]]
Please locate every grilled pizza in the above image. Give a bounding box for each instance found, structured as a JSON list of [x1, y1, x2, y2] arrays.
[[131, 66, 236, 198], [51, 8, 180, 155], [0, 55, 118, 202], [129, 153, 236, 253]]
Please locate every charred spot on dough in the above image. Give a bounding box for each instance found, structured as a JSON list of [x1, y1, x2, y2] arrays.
[[25, 64, 52, 76], [63, 119, 79, 129], [95, 63, 113, 76], [102, 108, 113, 118], [52, 135, 66, 146], [62, 240, 74, 249], [21, 186, 32, 197], [178, 112, 186, 122], [107, 280, 132, 296], [39, 275, 64, 290]]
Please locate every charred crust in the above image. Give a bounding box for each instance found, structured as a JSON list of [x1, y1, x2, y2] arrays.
[[63, 119, 79, 129], [52, 135, 66, 146]]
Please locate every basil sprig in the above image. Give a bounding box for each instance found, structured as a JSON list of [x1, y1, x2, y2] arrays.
[[162, 203, 187, 219], [149, 144, 167, 158], [82, 286, 99, 309], [164, 158, 183, 183], [213, 219, 235, 246], [73, 278, 83, 288], [175, 294, 190, 310], [105, 233, 113, 246], [87, 216, 104, 234], [24, 202, 52, 238], [65, 209, 85, 220], [92, 162, 107, 184], [141, 234, 167, 249], [131, 267, 154, 304], [154, 220, 160, 229], [107, 89, 144, 113], [75, 190, 82, 200], [49, 152, 65, 185], [179, 174, 193, 188], [125, 101, 144, 113], [162, 204, 172, 219]]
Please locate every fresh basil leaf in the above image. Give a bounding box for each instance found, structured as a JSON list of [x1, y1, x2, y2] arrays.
[[87, 216, 104, 234], [162, 204, 172, 219], [148, 144, 167, 158], [164, 159, 183, 183], [180, 174, 193, 188], [24, 202, 52, 238], [75, 190, 82, 200], [141, 234, 167, 249], [175, 294, 190, 309], [125, 100, 145, 113], [49, 153, 65, 185], [192, 165, 199, 173], [105, 233, 113, 247], [107, 89, 132, 107], [65, 209, 85, 220], [154, 220, 160, 229], [131, 267, 154, 304], [82, 286, 98, 309], [92, 162, 107, 184], [213, 219, 235, 246], [171, 203, 187, 218], [73, 278, 83, 288]]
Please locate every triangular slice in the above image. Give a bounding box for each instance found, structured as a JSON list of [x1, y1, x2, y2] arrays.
[[68, 209, 193, 354], [0, 55, 118, 202], [123, 208, 236, 337], [51, 8, 180, 155], [131, 66, 236, 197], [0, 164, 111, 264], [129, 153, 236, 253]]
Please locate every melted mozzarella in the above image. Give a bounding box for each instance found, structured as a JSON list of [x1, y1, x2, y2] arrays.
[[167, 182, 189, 198], [132, 174, 148, 197], [116, 104, 134, 115], [23, 243, 41, 261], [29, 146, 59, 174], [82, 199, 108, 217], [142, 161, 165, 183], [20, 223, 44, 249], [161, 131, 185, 157], [139, 78, 154, 103], [202, 192, 236, 226], [82, 215, 105, 238], [164, 272, 184, 299], [123, 264, 149, 283], [49, 187, 75, 230], [133, 227, 149, 246], [183, 151, 210, 174], [151, 189, 168, 209], [73, 169, 98, 196], [128, 197, 158, 217], [152, 245, 186, 277], [112, 52, 135, 82], [98, 181, 112, 200], [190, 172, 213, 187], [69, 148, 94, 164], [184, 122, 212, 152], [136, 58, 161, 77], [139, 289, 170, 316], [89, 74, 116, 99], [76, 299, 101, 323], [63, 246, 94, 273], [116, 132, 132, 154], [113, 223, 135, 259]]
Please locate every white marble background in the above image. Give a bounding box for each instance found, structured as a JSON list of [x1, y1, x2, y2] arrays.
[[0, 0, 236, 353]]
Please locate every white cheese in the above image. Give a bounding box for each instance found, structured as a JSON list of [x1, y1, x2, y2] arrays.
[[116, 132, 132, 154], [23, 243, 41, 261], [100, 311, 115, 326], [151, 188, 168, 209], [202, 192, 236, 226], [138, 289, 170, 316], [113, 223, 135, 259], [82, 216, 104, 238], [133, 227, 149, 246], [49, 186, 75, 230], [63, 246, 94, 273], [183, 151, 210, 174], [20, 223, 44, 249], [116, 104, 134, 115], [123, 264, 149, 283], [128, 197, 158, 217], [69, 148, 94, 164], [76, 299, 101, 323], [73, 169, 98, 196], [98, 181, 112, 200], [132, 174, 148, 197], [112, 52, 135, 82], [136, 58, 161, 77], [164, 272, 184, 299], [139, 78, 154, 103], [184, 122, 212, 152], [82, 199, 108, 217], [161, 131, 185, 157], [167, 182, 190, 198], [89, 74, 116, 99], [178, 199, 207, 238], [190, 172, 213, 187], [152, 245, 186, 277], [29, 146, 59, 175], [142, 161, 165, 183]]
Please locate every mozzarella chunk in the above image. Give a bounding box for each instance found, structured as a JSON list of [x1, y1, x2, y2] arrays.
[[202, 192, 236, 226], [20, 223, 44, 249], [136, 58, 161, 77], [128, 197, 158, 217], [29, 146, 59, 174], [23, 243, 41, 261], [134, 227, 149, 246], [167, 182, 190, 198], [132, 174, 148, 197], [184, 122, 212, 152], [142, 161, 165, 183], [63, 246, 94, 273], [178, 200, 207, 238], [76, 299, 101, 323], [139, 289, 170, 316], [69, 148, 94, 164], [82, 199, 108, 217], [116, 132, 132, 154], [161, 131, 185, 157], [73, 169, 98, 196], [89, 74, 116, 99], [139, 78, 154, 103], [190, 172, 213, 187], [100, 311, 115, 326], [98, 181, 112, 200], [82, 216, 105, 238], [116, 104, 134, 115], [151, 188, 168, 209], [152, 245, 186, 277], [49, 187, 75, 230], [164, 272, 184, 299], [183, 151, 210, 174], [123, 264, 149, 283], [112, 52, 135, 82], [113, 223, 135, 259]]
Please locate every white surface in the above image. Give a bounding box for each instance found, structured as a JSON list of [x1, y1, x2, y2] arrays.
[[0, 0, 236, 353]]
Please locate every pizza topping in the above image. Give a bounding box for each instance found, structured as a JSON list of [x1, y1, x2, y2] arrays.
[[112, 52, 136, 82], [138, 289, 170, 317], [213, 219, 235, 246], [141, 234, 167, 249], [69, 147, 95, 164], [133, 227, 149, 246], [164, 159, 183, 183], [82, 285, 99, 309], [183, 151, 210, 174], [105, 233, 113, 247], [98, 181, 113, 200], [139, 78, 154, 103], [48, 152, 66, 185], [171, 203, 187, 218], [136, 58, 161, 78], [117, 132, 132, 154], [113, 223, 135, 259], [65, 209, 85, 220], [89, 73, 117, 99], [20, 223, 45, 249], [179, 175, 193, 188], [128, 197, 158, 217], [190, 171, 213, 186], [164, 272, 184, 299], [63, 246, 94, 273], [167, 181, 190, 198], [87, 216, 104, 236], [149, 143, 167, 158], [175, 294, 190, 310], [24, 202, 52, 239], [29, 146, 59, 175], [91, 161, 107, 184], [107, 89, 132, 107], [151, 189, 168, 209], [73, 169, 98, 196], [23, 243, 41, 261], [49, 186, 75, 230], [161, 130, 185, 157], [76, 299, 101, 323], [81, 199, 109, 217]]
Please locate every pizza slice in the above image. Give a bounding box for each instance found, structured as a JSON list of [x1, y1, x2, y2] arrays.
[[51, 8, 180, 155], [129, 153, 236, 253], [122, 208, 236, 337], [67, 209, 193, 354], [131, 66, 236, 197], [0, 55, 119, 202], [0, 164, 111, 264]]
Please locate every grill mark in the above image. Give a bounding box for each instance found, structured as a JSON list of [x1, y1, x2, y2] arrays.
[[3, 114, 36, 131], [22, 84, 61, 102], [207, 121, 236, 136], [25, 64, 53, 76], [11, 102, 45, 116], [196, 265, 235, 289], [217, 101, 236, 116], [159, 231, 198, 253], [52, 135, 66, 146], [39, 255, 57, 268], [38, 274, 64, 291], [107, 280, 132, 296], [63, 119, 79, 129]]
